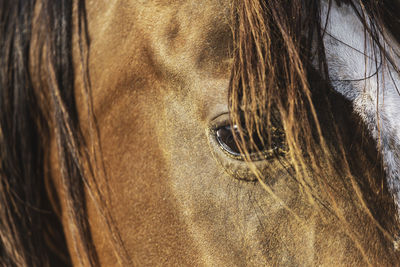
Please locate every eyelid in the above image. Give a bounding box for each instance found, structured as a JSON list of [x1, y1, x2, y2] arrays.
[[208, 113, 244, 160], [209, 113, 288, 161], [209, 112, 231, 131], [207, 113, 289, 182]]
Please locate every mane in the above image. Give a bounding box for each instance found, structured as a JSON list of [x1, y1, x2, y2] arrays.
[[0, 0, 399, 266], [0, 0, 95, 266]]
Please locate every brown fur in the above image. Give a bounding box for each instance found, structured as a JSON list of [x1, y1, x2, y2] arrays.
[[49, 0, 400, 265], [1, 0, 400, 266]]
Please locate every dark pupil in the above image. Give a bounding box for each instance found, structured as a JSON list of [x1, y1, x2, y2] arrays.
[[216, 125, 273, 156], [216, 125, 286, 156], [216, 125, 242, 156]]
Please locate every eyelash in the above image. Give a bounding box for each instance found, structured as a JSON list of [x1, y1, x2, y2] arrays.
[[206, 115, 289, 182], [212, 123, 288, 161]]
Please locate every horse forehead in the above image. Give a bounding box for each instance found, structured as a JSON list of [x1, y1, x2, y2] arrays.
[[86, 0, 232, 48], [84, 0, 233, 123]]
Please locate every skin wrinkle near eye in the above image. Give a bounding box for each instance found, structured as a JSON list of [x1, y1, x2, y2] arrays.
[[158, 94, 270, 265], [209, 111, 288, 162], [207, 118, 291, 183], [207, 123, 331, 214]]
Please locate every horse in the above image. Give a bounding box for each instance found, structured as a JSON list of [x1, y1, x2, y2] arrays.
[[1, 0, 400, 265]]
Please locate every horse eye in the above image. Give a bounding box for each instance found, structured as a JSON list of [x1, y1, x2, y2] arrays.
[[215, 123, 287, 158], [215, 125, 242, 156], [215, 124, 267, 156]]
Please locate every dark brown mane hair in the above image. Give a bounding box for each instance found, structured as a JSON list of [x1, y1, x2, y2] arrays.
[[0, 0, 399, 266], [0, 0, 94, 266]]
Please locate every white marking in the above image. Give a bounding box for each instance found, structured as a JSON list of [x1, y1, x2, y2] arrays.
[[320, 1, 400, 212]]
